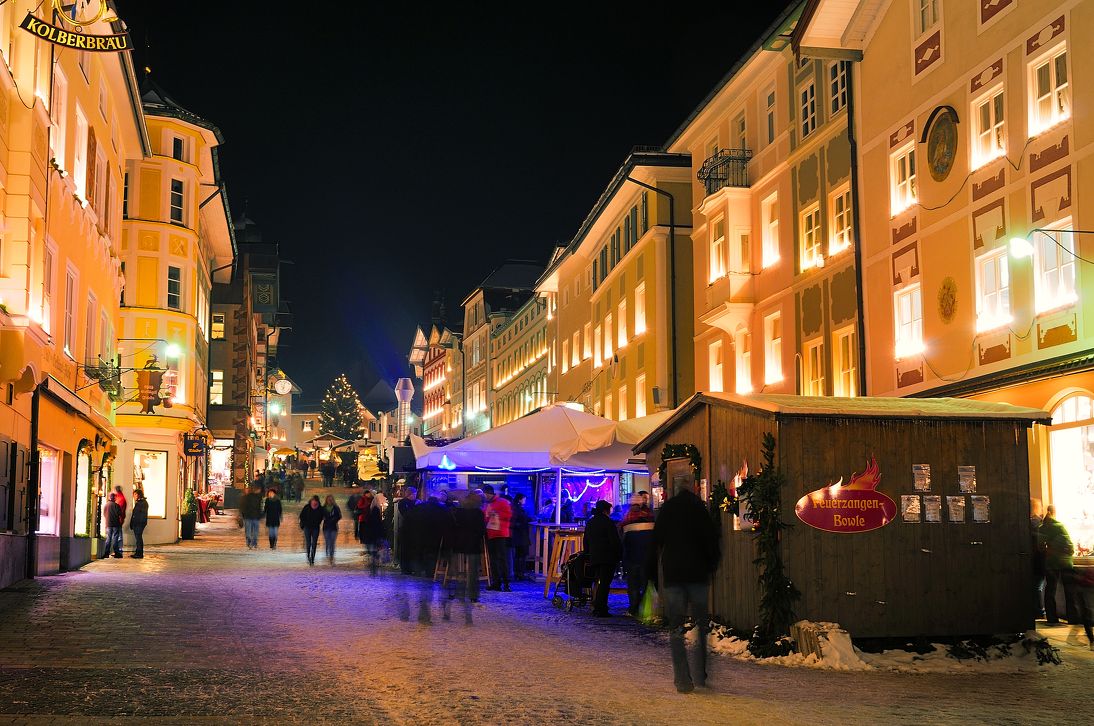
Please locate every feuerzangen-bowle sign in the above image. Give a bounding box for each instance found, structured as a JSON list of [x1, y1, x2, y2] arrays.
[[19, 0, 132, 52]]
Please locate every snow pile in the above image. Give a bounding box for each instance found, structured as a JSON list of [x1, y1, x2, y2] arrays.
[[700, 622, 1060, 674]]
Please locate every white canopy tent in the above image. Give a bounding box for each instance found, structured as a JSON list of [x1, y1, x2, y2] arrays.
[[415, 404, 673, 524]]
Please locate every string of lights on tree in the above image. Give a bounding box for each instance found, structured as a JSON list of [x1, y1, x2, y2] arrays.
[[318, 374, 366, 440]]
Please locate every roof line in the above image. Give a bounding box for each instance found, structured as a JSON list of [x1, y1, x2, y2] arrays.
[[662, 1, 805, 150]]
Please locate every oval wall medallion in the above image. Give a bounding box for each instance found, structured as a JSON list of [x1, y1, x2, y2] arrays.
[[938, 277, 958, 324]]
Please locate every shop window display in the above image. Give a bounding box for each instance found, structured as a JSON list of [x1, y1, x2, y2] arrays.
[[1048, 395, 1094, 556], [37, 447, 60, 535], [74, 452, 92, 537], [133, 450, 168, 518]]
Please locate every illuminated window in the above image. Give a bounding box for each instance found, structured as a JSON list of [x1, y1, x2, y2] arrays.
[[735, 330, 752, 394], [583, 322, 592, 359], [594, 325, 602, 367], [1029, 46, 1069, 136], [169, 179, 185, 225], [762, 193, 780, 267], [73, 105, 88, 199], [210, 370, 224, 405], [830, 186, 852, 255], [916, 0, 940, 36], [63, 271, 77, 356], [634, 282, 646, 335], [800, 82, 816, 138], [604, 393, 613, 421], [800, 205, 822, 270], [709, 216, 726, 281], [834, 327, 856, 397], [167, 266, 182, 311], [975, 247, 1011, 332], [572, 331, 580, 366], [562, 339, 569, 374], [303, 420, 314, 432], [829, 61, 848, 115], [604, 313, 613, 361], [617, 299, 627, 348], [618, 385, 628, 421], [894, 285, 924, 359], [635, 374, 647, 417], [804, 338, 825, 396], [50, 67, 67, 167], [973, 87, 1005, 167], [765, 87, 776, 144], [708, 339, 724, 393], [890, 144, 917, 214], [764, 313, 782, 384], [1034, 223, 1077, 314], [211, 313, 225, 340]]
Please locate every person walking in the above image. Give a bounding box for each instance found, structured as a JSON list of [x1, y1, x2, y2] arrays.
[[100, 492, 123, 559], [129, 490, 148, 559], [348, 491, 362, 540], [300, 496, 325, 566], [264, 488, 283, 549], [1031, 500, 1046, 619], [322, 494, 342, 565], [583, 500, 622, 617], [651, 479, 721, 693], [510, 493, 531, 581], [240, 484, 264, 550], [451, 492, 486, 619], [361, 493, 386, 576], [483, 485, 513, 591], [621, 492, 655, 617], [395, 486, 418, 575], [1040, 505, 1075, 624]]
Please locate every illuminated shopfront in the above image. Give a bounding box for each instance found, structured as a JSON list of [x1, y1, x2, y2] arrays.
[[74, 449, 92, 537], [1046, 394, 1094, 557], [208, 439, 234, 495], [133, 450, 168, 519], [36, 446, 60, 535]]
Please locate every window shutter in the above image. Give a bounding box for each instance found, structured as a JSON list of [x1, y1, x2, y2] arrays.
[[86, 126, 97, 207]]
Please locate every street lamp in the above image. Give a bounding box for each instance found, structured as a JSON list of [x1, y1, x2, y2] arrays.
[[1010, 227, 1094, 262], [165, 343, 181, 359]]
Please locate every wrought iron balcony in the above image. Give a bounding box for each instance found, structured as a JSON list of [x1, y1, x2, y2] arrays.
[[697, 148, 752, 196]]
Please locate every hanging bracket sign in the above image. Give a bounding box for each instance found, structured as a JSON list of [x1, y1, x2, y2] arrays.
[[794, 458, 896, 533], [20, 2, 132, 53]]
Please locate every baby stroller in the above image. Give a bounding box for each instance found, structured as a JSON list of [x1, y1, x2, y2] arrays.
[[552, 551, 594, 611]]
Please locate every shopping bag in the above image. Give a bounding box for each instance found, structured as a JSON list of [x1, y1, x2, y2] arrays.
[[638, 581, 657, 623]]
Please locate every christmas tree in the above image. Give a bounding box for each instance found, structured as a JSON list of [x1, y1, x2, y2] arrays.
[[318, 374, 365, 440]]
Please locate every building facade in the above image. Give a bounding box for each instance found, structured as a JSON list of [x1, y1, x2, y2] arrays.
[[799, 0, 1094, 553], [670, 4, 862, 404], [460, 263, 540, 435], [538, 149, 695, 420], [421, 325, 463, 439], [491, 293, 550, 427], [0, 2, 148, 583], [115, 84, 233, 545]]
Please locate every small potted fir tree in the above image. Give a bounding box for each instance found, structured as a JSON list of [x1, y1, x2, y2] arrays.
[[180, 488, 198, 540]]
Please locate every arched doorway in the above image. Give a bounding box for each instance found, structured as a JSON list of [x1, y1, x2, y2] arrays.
[[1047, 393, 1094, 557]]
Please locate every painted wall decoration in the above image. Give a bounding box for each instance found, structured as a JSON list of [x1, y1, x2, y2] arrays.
[[937, 277, 957, 324], [794, 458, 896, 533], [925, 107, 958, 181]]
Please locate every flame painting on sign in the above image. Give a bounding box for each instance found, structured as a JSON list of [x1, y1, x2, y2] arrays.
[[794, 458, 897, 533]]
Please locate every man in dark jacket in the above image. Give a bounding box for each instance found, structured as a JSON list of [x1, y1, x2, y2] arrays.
[[417, 495, 450, 577], [129, 490, 149, 558], [583, 499, 622, 617], [451, 493, 487, 611], [299, 496, 325, 565], [239, 485, 263, 550], [264, 489, 283, 549], [1040, 505, 1075, 624], [101, 492, 124, 559], [652, 480, 720, 693], [621, 493, 655, 616]]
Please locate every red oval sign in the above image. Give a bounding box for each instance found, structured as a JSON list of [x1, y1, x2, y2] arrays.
[[794, 459, 896, 533]]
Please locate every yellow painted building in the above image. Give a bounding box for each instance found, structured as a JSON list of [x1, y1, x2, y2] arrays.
[[0, 2, 148, 581], [539, 149, 694, 419], [669, 4, 861, 403], [115, 83, 233, 545], [491, 292, 550, 427], [799, 0, 1094, 553]]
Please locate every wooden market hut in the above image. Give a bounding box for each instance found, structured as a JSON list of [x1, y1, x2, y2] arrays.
[[634, 393, 1050, 639]]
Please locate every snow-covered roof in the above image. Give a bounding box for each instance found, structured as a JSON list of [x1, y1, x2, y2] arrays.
[[634, 392, 1050, 453], [702, 392, 1049, 419]]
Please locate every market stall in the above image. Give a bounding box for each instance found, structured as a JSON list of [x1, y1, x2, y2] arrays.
[[633, 393, 1049, 639], [414, 405, 665, 580]]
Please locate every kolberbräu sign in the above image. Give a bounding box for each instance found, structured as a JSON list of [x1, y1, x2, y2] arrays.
[[794, 458, 896, 533], [20, 5, 132, 52]]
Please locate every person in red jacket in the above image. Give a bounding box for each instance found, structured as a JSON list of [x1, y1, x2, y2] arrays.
[[114, 485, 127, 524], [482, 484, 512, 592]]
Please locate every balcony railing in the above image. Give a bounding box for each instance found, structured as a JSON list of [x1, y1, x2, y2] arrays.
[[697, 148, 752, 196]]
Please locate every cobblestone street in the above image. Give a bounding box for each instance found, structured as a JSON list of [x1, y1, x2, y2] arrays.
[[0, 489, 1092, 725]]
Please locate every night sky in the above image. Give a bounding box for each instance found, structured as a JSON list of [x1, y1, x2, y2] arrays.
[[115, 2, 796, 405]]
